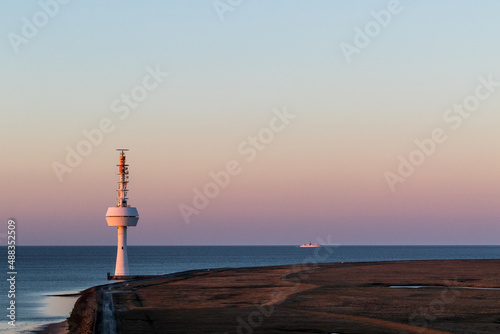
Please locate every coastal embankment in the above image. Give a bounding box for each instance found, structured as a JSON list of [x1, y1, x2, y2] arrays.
[[67, 260, 500, 333]]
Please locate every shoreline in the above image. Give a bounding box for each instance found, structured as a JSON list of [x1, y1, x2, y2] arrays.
[[32, 320, 68, 334], [64, 259, 500, 333], [26, 292, 81, 334], [29, 293, 80, 334]]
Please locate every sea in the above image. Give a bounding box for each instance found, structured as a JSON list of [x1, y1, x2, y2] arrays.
[[1, 245, 500, 333]]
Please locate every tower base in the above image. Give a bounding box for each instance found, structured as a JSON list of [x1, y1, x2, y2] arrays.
[[114, 226, 129, 276], [107, 272, 158, 280]]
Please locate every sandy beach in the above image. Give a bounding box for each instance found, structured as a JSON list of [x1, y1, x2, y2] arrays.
[[33, 320, 68, 334], [68, 259, 500, 333]]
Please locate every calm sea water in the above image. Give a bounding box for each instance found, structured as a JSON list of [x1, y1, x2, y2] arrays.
[[1, 245, 499, 333]]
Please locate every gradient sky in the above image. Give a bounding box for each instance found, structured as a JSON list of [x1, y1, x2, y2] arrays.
[[2, 0, 500, 245]]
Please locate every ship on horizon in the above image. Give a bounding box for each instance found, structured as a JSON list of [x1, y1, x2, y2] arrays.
[[300, 242, 321, 248]]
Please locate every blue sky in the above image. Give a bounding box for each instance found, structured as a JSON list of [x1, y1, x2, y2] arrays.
[[2, 1, 500, 245]]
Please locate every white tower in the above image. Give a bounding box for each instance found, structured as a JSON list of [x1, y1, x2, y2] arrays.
[[105, 149, 139, 276]]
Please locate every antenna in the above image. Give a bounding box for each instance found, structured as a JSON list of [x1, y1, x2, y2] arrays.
[[115, 150, 130, 207]]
